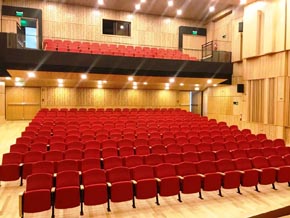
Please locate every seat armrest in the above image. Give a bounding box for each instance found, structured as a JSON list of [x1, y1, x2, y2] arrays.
[[177, 175, 184, 180], [80, 185, 84, 190], [19, 192, 24, 218], [132, 180, 137, 185], [197, 173, 205, 178], [107, 182, 112, 187], [155, 178, 161, 182]]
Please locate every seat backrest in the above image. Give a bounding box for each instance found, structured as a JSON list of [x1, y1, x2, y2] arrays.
[[144, 154, 164, 165], [251, 156, 269, 168], [131, 165, 154, 180], [164, 153, 182, 164], [26, 173, 53, 191], [32, 161, 54, 175], [118, 139, 134, 148], [154, 163, 176, 178], [234, 158, 253, 170], [268, 155, 286, 167], [216, 150, 232, 160], [197, 160, 217, 174], [65, 149, 83, 160], [175, 162, 197, 176], [82, 169, 106, 185], [103, 156, 123, 170], [106, 166, 131, 183], [216, 159, 235, 172], [45, 150, 64, 161], [182, 152, 199, 162], [199, 151, 216, 161], [56, 170, 80, 187], [2, 152, 23, 164], [57, 159, 79, 172], [124, 155, 144, 167], [81, 158, 101, 172], [24, 151, 43, 163]]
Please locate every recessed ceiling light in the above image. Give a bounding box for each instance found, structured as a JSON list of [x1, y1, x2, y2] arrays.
[[133, 82, 138, 86], [135, 4, 141, 10], [103, 80, 107, 84], [168, 0, 173, 7], [209, 6, 215, 13], [165, 86, 170, 90], [213, 84, 218, 87], [177, 9, 182, 16], [6, 77, 11, 80], [194, 84, 199, 87], [128, 76, 134, 81], [58, 83, 63, 87], [207, 79, 212, 84], [97, 84, 103, 89], [0, 81, 4, 86], [194, 87, 200, 91], [143, 82, 148, 85], [97, 80, 103, 85], [133, 85, 138, 90], [169, 78, 175, 83], [15, 77, 21, 82], [140, 0, 146, 3], [180, 83, 184, 86], [165, 83, 170, 87], [240, 0, 247, 5], [28, 72, 35, 78], [15, 81, 24, 87], [120, 25, 124, 29], [98, 0, 104, 5], [81, 74, 87, 79], [57, 79, 64, 83]]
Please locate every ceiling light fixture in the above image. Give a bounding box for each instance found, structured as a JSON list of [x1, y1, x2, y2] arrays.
[[15, 81, 24, 87], [97, 84, 103, 89], [120, 25, 124, 29], [207, 79, 212, 84], [133, 82, 138, 86], [128, 76, 134, 81], [209, 6, 215, 13], [98, 0, 104, 5], [165, 86, 170, 90], [177, 9, 182, 16], [58, 83, 64, 87], [27, 72, 35, 78], [57, 79, 64, 83], [140, 0, 146, 3], [180, 83, 184, 86], [81, 74, 87, 79], [15, 77, 21, 82], [165, 83, 170, 87], [213, 84, 218, 87], [143, 82, 148, 85], [240, 0, 247, 5], [133, 85, 138, 89], [168, 0, 173, 7], [5, 77, 11, 80], [194, 84, 199, 87], [169, 78, 175, 83], [194, 87, 200, 91], [135, 4, 141, 10], [127, 14, 134, 20], [103, 80, 107, 84]]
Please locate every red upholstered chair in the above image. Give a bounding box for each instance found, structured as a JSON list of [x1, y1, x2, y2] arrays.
[[103, 156, 123, 170], [166, 143, 182, 153], [123, 155, 144, 168], [216, 159, 242, 194], [30, 143, 47, 152], [49, 142, 66, 151], [196, 160, 223, 197], [154, 163, 181, 202], [276, 147, 290, 156], [234, 158, 259, 191], [216, 150, 232, 160], [135, 145, 150, 155], [224, 141, 238, 150], [22, 151, 44, 183], [32, 161, 54, 175], [82, 169, 108, 211], [181, 143, 197, 152], [211, 142, 225, 151], [66, 141, 84, 150], [19, 173, 53, 218], [144, 154, 164, 166], [56, 159, 79, 173], [151, 144, 167, 154], [262, 147, 277, 157], [84, 140, 101, 149], [118, 139, 134, 148], [131, 165, 159, 205], [231, 149, 248, 159], [80, 158, 101, 172], [182, 152, 199, 162], [261, 139, 274, 147], [102, 147, 118, 158], [10, 143, 30, 153], [119, 146, 135, 157], [64, 149, 83, 160], [163, 153, 182, 164], [199, 151, 216, 161], [196, 143, 211, 152], [0, 152, 23, 185], [273, 139, 286, 147], [162, 137, 176, 146], [246, 148, 263, 158], [83, 148, 101, 159], [268, 155, 290, 186], [106, 167, 135, 211], [251, 156, 277, 189], [175, 162, 203, 199], [53, 171, 83, 216], [102, 139, 117, 149]]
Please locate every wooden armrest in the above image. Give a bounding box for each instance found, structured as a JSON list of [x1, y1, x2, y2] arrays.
[[19, 192, 24, 217], [51, 187, 55, 192], [19, 163, 23, 167], [197, 173, 205, 178], [53, 173, 57, 177], [80, 185, 84, 190], [177, 175, 184, 180], [107, 182, 112, 187], [217, 172, 225, 176], [155, 178, 161, 182], [132, 180, 137, 185]]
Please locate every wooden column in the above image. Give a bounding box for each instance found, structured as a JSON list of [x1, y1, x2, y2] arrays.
[[0, 81, 5, 123]]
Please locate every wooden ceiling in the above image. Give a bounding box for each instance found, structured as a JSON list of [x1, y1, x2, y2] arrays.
[[2, 70, 226, 91], [46, 0, 245, 21]]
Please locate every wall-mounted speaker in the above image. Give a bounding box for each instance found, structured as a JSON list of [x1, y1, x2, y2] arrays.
[[238, 22, 243, 32], [237, 84, 244, 93]]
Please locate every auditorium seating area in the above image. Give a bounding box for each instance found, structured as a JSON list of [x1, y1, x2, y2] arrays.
[[1, 108, 290, 218], [43, 39, 198, 61]]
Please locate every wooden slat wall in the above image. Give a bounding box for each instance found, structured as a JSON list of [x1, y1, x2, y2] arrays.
[[1, 16, 20, 33], [287, 0, 290, 49], [0, 82, 5, 123], [41, 87, 189, 109], [3, 0, 199, 48]]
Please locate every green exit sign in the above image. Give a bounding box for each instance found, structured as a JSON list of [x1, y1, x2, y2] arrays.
[[16, 11, 23, 17], [192, 30, 198, 35]]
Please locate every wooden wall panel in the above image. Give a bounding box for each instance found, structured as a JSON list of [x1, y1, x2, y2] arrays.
[[231, 17, 243, 62], [191, 92, 201, 114], [0, 82, 5, 123], [41, 87, 189, 109], [3, 0, 199, 48], [287, 0, 290, 50], [1, 16, 20, 33]]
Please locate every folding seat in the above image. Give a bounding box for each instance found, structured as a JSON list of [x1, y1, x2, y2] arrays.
[[182, 152, 200, 162], [251, 156, 277, 189], [0, 152, 23, 184], [262, 139, 274, 147], [102, 147, 118, 158], [199, 151, 216, 162], [56, 159, 79, 173], [102, 139, 117, 149], [22, 130, 37, 138], [22, 151, 44, 182], [188, 136, 200, 145], [164, 153, 182, 164], [44, 150, 64, 171], [162, 137, 176, 146], [216, 150, 232, 160], [224, 141, 238, 151], [162, 131, 174, 138], [19, 173, 53, 218], [199, 131, 210, 138], [80, 158, 101, 172], [123, 133, 135, 140], [53, 171, 83, 216], [144, 154, 164, 166], [212, 135, 224, 143], [148, 138, 162, 146], [49, 142, 66, 151], [117, 139, 134, 148], [133, 139, 148, 148], [49, 136, 65, 145], [186, 131, 199, 138], [123, 155, 144, 168], [211, 142, 225, 151], [224, 135, 236, 143], [83, 148, 101, 159], [53, 130, 66, 137], [235, 134, 247, 142], [246, 148, 263, 158], [32, 161, 54, 175], [249, 139, 262, 148], [241, 129, 251, 136], [65, 135, 80, 143], [103, 156, 123, 170], [238, 140, 250, 149], [196, 160, 223, 196], [268, 155, 290, 186], [231, 149, 248, 159], [81, 135, 95, 142], [262, 147, 277, 157], [167, 143, 182, 153], [150, 132, 161, 139], [82, 169, 108, 211], [154, 163, 181, 202], [29, 142, 47, 152], [273, 139, 286, 147], [176, 136, 189, 145], [119, 146, 135, 157], [64, 149, 83, 160], [175, 162, 202, 199], [196, 143, 211, 152], [216, 159, 242, 194], [201, 136, 213, 144], [257, 133, 267, 141], [66, 141, 84, 150], [276, 147, 290, 156], [234, 158, 259, 191], [284, 154, 290, 164], [151, 144, 167, 154], [181, 143, 197, 152], [174, 132, 187, 138], [84, 140, 101, 149], [136, 132, 148, 140], [10, 143, 30, 153]]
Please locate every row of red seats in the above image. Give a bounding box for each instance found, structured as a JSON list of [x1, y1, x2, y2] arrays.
[[2, 146, 290, 185], [43, 39, 197, 61], [20, 157, 290, 217]]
